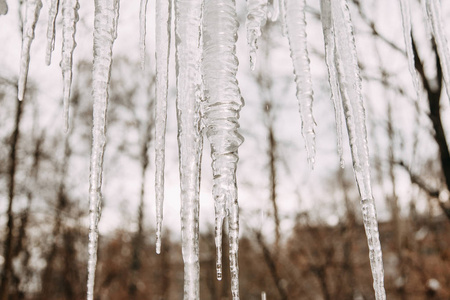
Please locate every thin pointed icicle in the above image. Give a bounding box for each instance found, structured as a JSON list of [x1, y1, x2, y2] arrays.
[[399, 0, 422, 104], [330, 0, 385, 299], [425, 0, 450, 101], [155, 0, 171, 255], [284, 0, 315, 167], [320, 0, 344, 167], [175, 0, 203, 298], [18, 0, 42, 101], [0, 0, 8, 15], [139, 0, 148, 69], [45, 0, 60, 65], [203, 0, 243, 295], [60, 0, 79, 132], [87, 0, 119, 299], [246, 0, 267, 70]]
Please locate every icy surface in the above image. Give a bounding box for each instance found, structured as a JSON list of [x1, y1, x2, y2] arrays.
[[328, 0, 386, 299], [425, 0, 450, 101], [246, 0, 267, 70], [284, 0, 315, 167], [18, 0, 42, 101], [87, 0, 119, 299], [139, 0, 148, 69], [320, 0, 344, 167], [60, 0, 79, 132], [175, 0, 203, 298], [0, 0, 8, 15], [203, 0, 243, 296], [45, 0, 60, 65], [155, 0, 171, 255]]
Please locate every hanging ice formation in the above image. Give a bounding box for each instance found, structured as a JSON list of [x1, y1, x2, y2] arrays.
[[18, 0, 42, 101], [155, 0, 171, 255], [174, 0, 204, 298], [285, 0, 316, 167], [87, 0, 119, 299], [60, 0, 80, 132], [45, 0, 59, 65], [320, 0, 344, 167], [246, 0, 268, 70], [203, 0, 243, 298], [399, 0, 422, 104], [139, 0, 148, 69], [320, 0, 386, 299], [0, 0, 8, 15], [425, 0, 450, 101]]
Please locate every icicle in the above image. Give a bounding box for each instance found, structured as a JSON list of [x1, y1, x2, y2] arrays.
[[87, 0, 119, 299], [45, 0, 60, 65], [60, 0, 79, 132], [330, 0, 385, 299], [399, 0, 422, 114], [261, 291, 266, 300], [155, 0, 171, 255], [175, 0, 203, 298], [246, 0, 267, 70], [18, 0, 42, 101], [267, 0, 279, 22], [320, 0, 344, 167], [0, 0, 8, 15], [425, 0, 450, 101], [139, 0, 148, 69], [278, 0, 287, 36], [203, 0, 243, 295], [284, 0, 315, 167]]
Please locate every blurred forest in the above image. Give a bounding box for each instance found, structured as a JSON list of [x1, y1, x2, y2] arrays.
[[1, 0, 450, 299]]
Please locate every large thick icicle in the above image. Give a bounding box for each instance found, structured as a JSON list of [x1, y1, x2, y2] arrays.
[[87, 0, 119, 299], [246, 0, 268, 70], [0, 0, 7, 15], [425, 0, 450, 101], [327, 0, 386, 299], [284, 0, 315, 167], [60, 0, 79, 132], [139, 0, 148, 69], [399, 0, 422, 104], [174, 0, 203, 298], [320, 0, 344, 167], [18, 0, 42, 101], [45, 0, 60, 65], [203, 0, 243, 297], [155, 0, 171, 255]]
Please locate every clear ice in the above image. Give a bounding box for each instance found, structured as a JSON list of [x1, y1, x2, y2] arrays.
[[175, 0, 204, 298], [45, 0, 60, 65], [18, 0, 42, 101], [155, 0, 172, 255], [246, 0, 268, 70], [60, 0, 79, 132], [87, 0, 120, 299], [325, 0, 386, 298], [203, 0, 243, 297], [284, 0, 315, 167]]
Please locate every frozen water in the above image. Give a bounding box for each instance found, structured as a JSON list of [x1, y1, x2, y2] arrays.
[[203, 0, 243, 296], [155, 0, 171, 255], [87, 0, 120, 299], [175, 0, 204, 298], [18, 0, 42, 101], [60, 0, 79, 132], [285, 0, 315, 168]]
